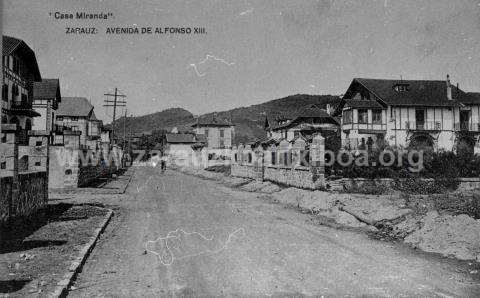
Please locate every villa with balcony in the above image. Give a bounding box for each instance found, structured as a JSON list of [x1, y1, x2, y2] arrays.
[[334, 76, 480, 154], [2, 35, 42, 136]]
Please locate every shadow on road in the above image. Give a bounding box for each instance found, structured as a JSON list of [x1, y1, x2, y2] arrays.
[[0, 279, 31, 293]]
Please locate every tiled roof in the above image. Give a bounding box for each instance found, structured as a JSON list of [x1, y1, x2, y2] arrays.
[[2, 35, 22, 55], [166, 133, 196, 143], [462, 92, 480, 105], [2, 35, 41, 81], [269, 104, 338, 130], [344, 99, 383, 109], [351, 78, 465, 107], [57, 97, 93, 117], [192, 115, 233, 127], [33, 79, 61, 99]]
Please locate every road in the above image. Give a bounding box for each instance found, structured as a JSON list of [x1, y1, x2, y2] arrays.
[[69, 166, 480, 297]]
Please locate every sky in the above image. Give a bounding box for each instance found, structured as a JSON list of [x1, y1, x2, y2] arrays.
[[3, 0, 480, 122]]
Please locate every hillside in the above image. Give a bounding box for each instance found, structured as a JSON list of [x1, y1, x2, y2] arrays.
[[113, 94, 341, 143]]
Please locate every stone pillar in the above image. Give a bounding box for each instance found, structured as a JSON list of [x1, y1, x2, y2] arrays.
[[309, 134, 325, 189], [254, 149, 264, 181], [1, 124, 19, 221]]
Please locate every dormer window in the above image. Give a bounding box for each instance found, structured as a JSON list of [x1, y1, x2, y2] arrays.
[[394, 84, 409, 92]]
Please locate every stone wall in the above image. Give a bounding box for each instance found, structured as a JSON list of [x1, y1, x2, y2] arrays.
[[0, 176, 13, 223], [1, 125, 49, 225], [0, 172, 47, 225], [231, 163, 257, 179], [231, 134, 325, 190], [327, 177, 480, 192], [264, 166, 317, 189]]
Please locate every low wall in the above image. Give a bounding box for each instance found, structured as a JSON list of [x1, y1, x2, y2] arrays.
[[327, 177, 480, 192], [0, 176, 13, 223], [264, 166, 318, 190], [0, 171, 47, 225], [231, 163, 257, 179]]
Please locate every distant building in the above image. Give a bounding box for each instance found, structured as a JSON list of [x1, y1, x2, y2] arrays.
[[334, 76, 480, 153], [165, 132, 206, 167], [2, 35, 42, 132], [264, 104, 339, 142], [33, 78, 61, 136], [191, 114, 235, 149]]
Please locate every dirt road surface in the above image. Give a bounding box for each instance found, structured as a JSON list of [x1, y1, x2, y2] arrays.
[[68, 166, 480, 297]]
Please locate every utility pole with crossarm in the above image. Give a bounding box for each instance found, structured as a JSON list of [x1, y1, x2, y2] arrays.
[[103, 87, 126, 145]]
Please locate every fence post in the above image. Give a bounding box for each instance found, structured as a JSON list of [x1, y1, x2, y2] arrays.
[[254, 149, 264, 181], [310, 134, 325, 189]]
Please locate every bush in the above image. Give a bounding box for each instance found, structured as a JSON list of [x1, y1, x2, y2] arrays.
[[431, 193, 480, 219]]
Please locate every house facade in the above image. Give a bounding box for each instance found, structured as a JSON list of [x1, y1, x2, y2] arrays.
[[334, 76, 480, 154], [55, 97, 97, 148], [192, 115, 234, 149], [32, 78, 61, 136], [2, 35, 42, 131]]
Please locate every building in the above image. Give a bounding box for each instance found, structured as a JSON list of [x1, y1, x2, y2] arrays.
[[55, 97, 97, 148], [264, 104, 339, 142], [334, 76, 480, 153], [2, 35, 42, 131], [32, 78, 61, 137], [164, 132, 207, 168], [191, 114, 234, 149]]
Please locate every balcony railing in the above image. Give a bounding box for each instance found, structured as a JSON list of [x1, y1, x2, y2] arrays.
[[454, 122, 480, 132], [405, 121, 442, 131]]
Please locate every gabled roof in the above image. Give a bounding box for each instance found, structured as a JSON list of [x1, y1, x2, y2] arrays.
[[191, 114, 233, 127], [57, 97, 94, 117], [349, 78, 465, 107], [33, 79, 61, 100], [269, 104, 338, 130], [2, 35, 41, 81]]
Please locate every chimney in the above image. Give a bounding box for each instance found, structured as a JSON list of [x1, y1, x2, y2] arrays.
[[446, 74, 452, 100], [447, 74, 452, 100]]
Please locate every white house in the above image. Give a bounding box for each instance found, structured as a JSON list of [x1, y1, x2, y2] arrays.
[[334, 76, 480, 154]]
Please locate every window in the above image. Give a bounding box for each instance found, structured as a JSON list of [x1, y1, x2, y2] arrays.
[[394, 84, 409, 92], [70, 117, 78, 121], [11, 84, 19, 97], [358, 109, 368, 124], [372, 109, 382, 124], [248, 153, 252, 163], [71, 126, 78, 131], [0, 162, 6, 169], [2, 84, 8, 101], [204, 128, 209, 137], [271, 151, 276, 165], [2, 56, 8, 68], [294, 131, 300, 138], [234, 153, 238, 162], [21, 93, 28, 104], [34, 161, 41, 166], [219, 139, 224, 148], [343, 110, 353, 124], [35, 140, 43, 146], [57, 116, 63, 121], [219, 129, 224, 137]]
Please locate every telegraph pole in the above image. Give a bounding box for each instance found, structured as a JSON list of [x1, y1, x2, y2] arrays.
[[103, 87, 126, 144], [123, 109, 127, 150]]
